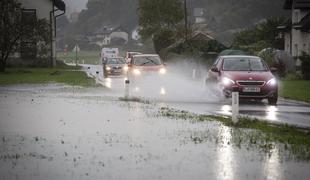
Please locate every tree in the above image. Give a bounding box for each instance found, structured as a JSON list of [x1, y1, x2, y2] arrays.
[[138, 0, 184, 40], [232, 17, 286, 54], [0, 0, 23, 72], [0, 0, 50, 72], [138, 0, 184, 53]]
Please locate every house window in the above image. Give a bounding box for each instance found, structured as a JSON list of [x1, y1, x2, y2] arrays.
[[294, 10, 299, 23], [294, 44, 298, 57], [21, 9, 37, 59]]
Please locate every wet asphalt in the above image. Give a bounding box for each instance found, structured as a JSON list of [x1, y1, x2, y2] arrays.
[[84, 64, 310, 129]]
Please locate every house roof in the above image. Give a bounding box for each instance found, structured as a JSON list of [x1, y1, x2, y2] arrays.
[[52, 0, 65, 11], [277, 18, 292, 32], [191, 31, 215, 41], [295, 12, 310, 30], [284, 0, 310, 10]]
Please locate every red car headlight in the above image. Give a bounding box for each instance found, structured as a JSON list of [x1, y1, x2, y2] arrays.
[[222, 77, 235, 86], [266, 78, 277, 86]]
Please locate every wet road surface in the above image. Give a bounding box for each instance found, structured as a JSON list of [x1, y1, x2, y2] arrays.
[[84, 64, 310, 128], [1, 84, 310, 180]]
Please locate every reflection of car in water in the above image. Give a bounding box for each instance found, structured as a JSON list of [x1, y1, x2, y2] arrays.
[[206, 55, 278, 105], [128, 54, 166, 77], [103, 57, 128, 77]]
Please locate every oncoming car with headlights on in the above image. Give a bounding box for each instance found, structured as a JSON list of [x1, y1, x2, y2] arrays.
[[103, 57, 128, 78], [128, 54, 167, 77], [127, 54, 167, 95], [206, 55, 278, 105]]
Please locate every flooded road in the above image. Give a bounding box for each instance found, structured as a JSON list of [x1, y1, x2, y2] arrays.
[[1, 84, 310, 180], [84, 64, 310, 128]]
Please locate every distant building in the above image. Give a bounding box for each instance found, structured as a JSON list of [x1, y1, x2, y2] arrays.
[[193, 8, 206, 24], [69, 11, 79, 23], [279, 0, 310, 68], [87, 26, 129, 47], [17, 0, 66, 67], [131, 26, 141, 41], [191, 31, 215, 41]]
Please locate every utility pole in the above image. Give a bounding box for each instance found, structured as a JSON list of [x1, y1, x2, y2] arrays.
[[184, 0, 188, 41]]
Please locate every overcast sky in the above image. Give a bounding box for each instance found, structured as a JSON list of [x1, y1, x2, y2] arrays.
[[63, 0, 88, 14]]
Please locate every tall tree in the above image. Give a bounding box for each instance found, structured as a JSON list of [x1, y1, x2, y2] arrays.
[[232, 17, 286, 53], [138, 0, 184, 40], [0, 0, 23, 72], [0, 0, 51, 72]]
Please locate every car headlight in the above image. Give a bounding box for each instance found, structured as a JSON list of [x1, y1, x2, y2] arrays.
[[222, 77, 235, 86], [267, 78, 277, 86], [123, 65, 129, 71], [133, 69, 141, 75], [159, 67, 166, 74], [106, 66, 111, 71]]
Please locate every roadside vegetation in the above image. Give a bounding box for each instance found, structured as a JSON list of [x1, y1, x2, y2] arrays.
[[57, 51, 101, 65], [0, 67, 96, 86], [159, 107, 310, 160], [280, 80, 310, 103]]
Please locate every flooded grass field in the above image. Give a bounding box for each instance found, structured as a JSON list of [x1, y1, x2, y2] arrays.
[[1, 85, 310, 180]]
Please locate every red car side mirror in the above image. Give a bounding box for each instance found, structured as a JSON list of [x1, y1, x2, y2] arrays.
[[270, 67, 277, 73], [211, 67, 219, 72]]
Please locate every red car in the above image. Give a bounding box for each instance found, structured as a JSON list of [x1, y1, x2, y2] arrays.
[[128, 54, 166, 76], [207, 55, 278, 105]]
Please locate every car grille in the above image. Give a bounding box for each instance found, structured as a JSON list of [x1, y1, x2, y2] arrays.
[[113, 66, 122, 70], [239, 92, 268, 96], [237, 81, 265, 86]]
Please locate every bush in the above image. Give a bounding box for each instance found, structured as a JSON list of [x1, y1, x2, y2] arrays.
[[285, 73, 302, 80], [153, 29, 176, 53], [300, 53, 310, 80]]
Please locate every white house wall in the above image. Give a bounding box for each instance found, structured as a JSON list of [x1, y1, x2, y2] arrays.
[[110, 32, 129, 43], [19, 0, 53, 19], [284, 33, 291, 54], [289, 8, 310, 67]]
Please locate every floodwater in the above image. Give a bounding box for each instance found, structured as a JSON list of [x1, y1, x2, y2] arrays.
[[1, 84, 310, 180], [86, 64, 310, 128]]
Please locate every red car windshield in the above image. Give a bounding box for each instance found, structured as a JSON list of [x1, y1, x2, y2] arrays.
[[222, 57, 268, 71], [133, 56, 161, 66]]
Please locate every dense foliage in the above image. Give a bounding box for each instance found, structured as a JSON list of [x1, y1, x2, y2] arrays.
[[61, 0, 288, 47], [0, 0, 50, 72], [300, 53, 310, 80], [232, 17, 287, 54]]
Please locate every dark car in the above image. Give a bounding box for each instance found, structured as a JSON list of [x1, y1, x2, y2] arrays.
[[207, 55, 278, 105], [103, 57, 128, 77]]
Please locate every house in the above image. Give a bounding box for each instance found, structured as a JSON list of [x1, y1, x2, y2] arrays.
[[109, 27, 129, 45], [17, 0, 66, 67], [87, 26, 129, 47], [279, 0, 310, 68], [191, 31, 215, 41], [87, 27, 113, 47], [192, 8, 206, 24]]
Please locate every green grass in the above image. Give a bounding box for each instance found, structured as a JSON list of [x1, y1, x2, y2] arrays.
[[280, 80, 310, 102], [159, 107, 310, 160], [57, 51, 101, 65], [0, 67, 96, 86]]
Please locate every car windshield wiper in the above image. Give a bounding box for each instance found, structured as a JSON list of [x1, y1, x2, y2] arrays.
[[139, 58, 159, 66], [146, 57, 159, 65], [139, 61, 150, 66], [248, 60, 253, 71]]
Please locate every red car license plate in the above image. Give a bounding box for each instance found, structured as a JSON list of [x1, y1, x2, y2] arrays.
[[243, 86, 260, 92]]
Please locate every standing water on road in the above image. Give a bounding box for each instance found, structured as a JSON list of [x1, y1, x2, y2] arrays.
[[1, 85, 310, 180]]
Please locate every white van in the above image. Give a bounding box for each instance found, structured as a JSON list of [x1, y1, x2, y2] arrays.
[[101, 48, 119, 62]]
